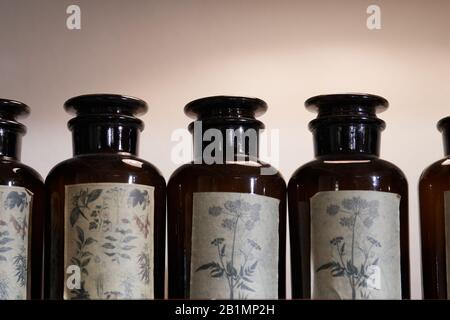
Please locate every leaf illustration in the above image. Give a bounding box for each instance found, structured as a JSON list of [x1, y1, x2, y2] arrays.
[[0, 238, 14, 245], [104, 252, 116, 257], [226, 262, 238, 277], [84, 238, 96, 246], [211, 269, 224, 278], [123, 236, 137, 243], [87, 189, 102, 203], [120, 253, 131, 260], [332, 270, 345, 277], [196, 262, 217, 272], [0, 247, 12, 253], [81, 258, 91, 267], [70, 207, 82, 227], [102, 243, 115, 249], [76, 226, 85, 243], [105, 236, 117, 242], [346, 260, 358, 275], [0, 255, 6, 262], [0, 220, 7, 226], [121, 245, 136, 251], [317, 261, 339, 272], [239, 283, 255, 292]]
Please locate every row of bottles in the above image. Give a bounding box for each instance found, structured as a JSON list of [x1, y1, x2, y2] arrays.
[[0, 93, 445, 300]]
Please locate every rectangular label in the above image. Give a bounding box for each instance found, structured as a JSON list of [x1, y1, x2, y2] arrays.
[[190, 192, 279, 299], [310, 190, 402, 299], [0, 186, 33, 300], [64, 183, 154, 300]]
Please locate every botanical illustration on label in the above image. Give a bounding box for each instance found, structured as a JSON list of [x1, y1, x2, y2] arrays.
[[190, 192, 279, 299], [0, 186, 33, 300], [310, 190, 401, 300], [64, 183, 154, 300], [444, 191, 450, 297]]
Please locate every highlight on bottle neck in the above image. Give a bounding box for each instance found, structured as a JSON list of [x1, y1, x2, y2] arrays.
[[0, 99, 30, 161], [64, 94, 147, 156], [437, 116, 450, 157], [184, 95, 266, 163], [305, 93, 388, 158]]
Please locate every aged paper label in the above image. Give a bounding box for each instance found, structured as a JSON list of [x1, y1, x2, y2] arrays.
[[64, 183, 154, 300], [190, 192, 279, 299], [0, 186, 33, 300], [311, 190, 401, 299]]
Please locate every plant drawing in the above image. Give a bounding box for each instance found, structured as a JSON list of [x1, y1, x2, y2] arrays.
[[13, 247, 27, 287], [66, 185, 153, 299], [0, 277, 9, 300], [70, 189, 102, 227], [316, 197, 381, 300], [195, 200, 262, 299], [137, 245, 151, 284], [89, 202, 111, 232], [0, 189, 31, 300], [4, 191, 28, 213], [102, 218, 137, 264], [0, 230, 13, 262], [70, 226, 96, 277]]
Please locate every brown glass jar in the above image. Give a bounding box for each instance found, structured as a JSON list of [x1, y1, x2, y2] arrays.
[[419, 117, 450, 299], [168, 96, 286, 299], [0, 99, 44, 300], [288, 94, 410, 300], [44, 94, 165, 300]]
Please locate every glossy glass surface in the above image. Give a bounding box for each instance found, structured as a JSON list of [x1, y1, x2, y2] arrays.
[[288, 94, 410, 299], [168, 162, 286, 298], [44, 94, 166, 299], [167, 95, 286, 299], [419, 157, 450, 299], [288, 155, 409, 298]]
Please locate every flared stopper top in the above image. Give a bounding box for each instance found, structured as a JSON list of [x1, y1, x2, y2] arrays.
[[306, 93, 388, 130], [184, 95, 267, 131], [65, 94, 148, 131], [0, 98, 30, 133]]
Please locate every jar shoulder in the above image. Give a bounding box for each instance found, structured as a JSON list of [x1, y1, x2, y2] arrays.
[[46, 154, 165, 186], [0, 158, 44, 187], [289, 157, 407, 186], [168, 162, 285, 187], [419, 157, 450, 183]]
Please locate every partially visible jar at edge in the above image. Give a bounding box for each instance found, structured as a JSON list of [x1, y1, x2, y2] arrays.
[[0, 99, 44, 300], [419, 116, 450, 299]]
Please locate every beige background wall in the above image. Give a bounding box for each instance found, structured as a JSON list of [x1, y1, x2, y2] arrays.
[[2, 0, 450, 299]]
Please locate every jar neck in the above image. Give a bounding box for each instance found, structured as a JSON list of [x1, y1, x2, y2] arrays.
[[191, 121, 260, 164], [312, 123, 381, 159], [442, 128, 450, 157], [0, 128, 22, 161], [71, 123, 140, 156]]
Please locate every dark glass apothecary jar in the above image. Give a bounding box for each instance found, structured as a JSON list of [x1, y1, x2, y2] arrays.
[[168, 96, 286, 299], [44, 94, 165, 300], [419, 116, 450, 299], [0, 99, 44, 300], [288, 93, 410, 299]]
